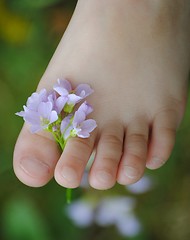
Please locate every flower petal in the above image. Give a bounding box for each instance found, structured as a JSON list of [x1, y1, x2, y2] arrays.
[[15, 110, 25, 117], [75, 84, 94, 98], [54, 79, 72, 96], [24, 110, 40, 126], [116, 215, 141, 237], [78, 101, 93, 115], [47, 91, 57, 108], [27, 89, 47, 111], [61, 115, 72, 133], [49, 110, 58, 124], [77, 131, 90, 138], [56, 96, 68, 113], [67, 94, 82, 105], [64, 126, 73, 140], [38, 102, 53, 119], [73, 110, 86, 127], [81, 119, 97, 133], [54, 87, 68, 96]]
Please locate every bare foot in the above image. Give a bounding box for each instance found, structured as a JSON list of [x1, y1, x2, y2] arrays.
[[14, 0, 190, 190]]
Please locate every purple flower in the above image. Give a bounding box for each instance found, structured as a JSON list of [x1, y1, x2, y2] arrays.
[[72, 103, 97, 138], [16, 80, 97, 140], [66, 200, 94, 227], [53, 79, 94, 106], [95, 196, 141, 237], [16, 89, 58, 133], [60, 102, 97, 139], [66, 196, 141, 237], [126, 175, 153, 194]]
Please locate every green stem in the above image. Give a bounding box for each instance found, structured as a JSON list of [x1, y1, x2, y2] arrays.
[[58, 137, 72, 204], [66, 188, 72, 204], [48, 124, 73, 204]]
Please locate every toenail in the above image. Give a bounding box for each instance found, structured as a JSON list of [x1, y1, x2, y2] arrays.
[[124, 166, 139, 179], [147, 157, 166, 169], [61, 167, 78, 183], [96, 170, 113, 183], [20, 158, 50, 178]]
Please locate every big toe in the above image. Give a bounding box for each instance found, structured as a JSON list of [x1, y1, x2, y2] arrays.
[[13, 124, 60, 187]]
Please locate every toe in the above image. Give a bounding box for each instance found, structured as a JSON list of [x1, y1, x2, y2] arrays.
[[117, 117, 149, 185], [89, 122, 124, 190], [13, 124, 60, 187], [54, 131, 96, 188], [146, 109, 178, 169]]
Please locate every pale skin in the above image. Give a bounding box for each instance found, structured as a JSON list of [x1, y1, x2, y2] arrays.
[[13, 0, 190, 190]]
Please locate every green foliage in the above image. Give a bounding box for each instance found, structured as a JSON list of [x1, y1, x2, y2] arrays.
[[7, 0, 63, 10], [2, 197, 51, 240]]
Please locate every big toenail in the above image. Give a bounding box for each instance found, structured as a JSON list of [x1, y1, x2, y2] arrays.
[[124, 166, 139, 179], [61, 167, 78, 183], [20, 158, 50, 178], [96, 170, 113, 183]]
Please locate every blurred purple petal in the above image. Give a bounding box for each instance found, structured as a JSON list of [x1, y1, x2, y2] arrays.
[[75, 84, 94, 98], [67, 94, 81, 105], [38, 102, 53, 119], [53, 86, 68, 96], [75, 119, 97, 138], [27, 89, 47, 111], [54, 79, 72, 96], [66, 200, 94, 227], [126, 176, 153, 194], [60, 116, 72, 133], [77, 131, 90, 138], [78, 101, 93, 115], [81, 119, 97, 132], [116, 215, 141, 237], [56, 96, 67, 113], [47, 91, 60, 112], [95, 197, 136, 226], [64, 126, 73, 140], [23, 110, 40, 125], [15, 110, 25, 117], [49, 110, 58, 124], [73, 110, 86, 127]]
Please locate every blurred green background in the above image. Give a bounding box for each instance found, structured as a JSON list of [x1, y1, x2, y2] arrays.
[[0, 0, 190, 239]]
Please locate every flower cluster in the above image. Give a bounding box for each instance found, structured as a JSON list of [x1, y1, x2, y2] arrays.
[[16, 79, 97, 202], [67, 173, 153, 236], [16, 79, 97, 149], [66, 196, 141, 237]]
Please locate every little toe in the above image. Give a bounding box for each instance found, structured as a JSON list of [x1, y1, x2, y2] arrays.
[[54, 131, 96, 188], [13, 124, 60, 187], [146, 109, 178, 169], [89, 122, 124, 190], [117, 117, 149, 185]]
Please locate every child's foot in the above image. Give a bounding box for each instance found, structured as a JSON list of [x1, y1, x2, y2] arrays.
[[14, 0, 190, 190]]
